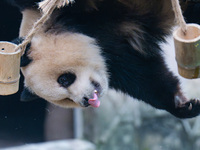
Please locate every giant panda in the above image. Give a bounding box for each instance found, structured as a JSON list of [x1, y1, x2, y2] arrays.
[[7, 0, 200, 118]]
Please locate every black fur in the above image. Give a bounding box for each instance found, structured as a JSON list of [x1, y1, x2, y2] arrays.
[[8, 0, 200, 118], [20, 43, 32, 67], [12, 37, 32, 67], [21, 87, 40, 101], [12, 37, 24, 45]]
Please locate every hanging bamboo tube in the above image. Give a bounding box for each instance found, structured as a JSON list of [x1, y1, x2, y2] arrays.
[[174, 24, 200, 79], [172, 0, 200, 79], [0, 42, 21, 95]]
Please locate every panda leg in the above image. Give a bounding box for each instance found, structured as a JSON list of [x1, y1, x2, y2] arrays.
[[146, 69, 200, 119], [114, 57, 200, 119], [144, 59, 200, 118], [148, 71, 200, 119], [146, 85, 200, 119]]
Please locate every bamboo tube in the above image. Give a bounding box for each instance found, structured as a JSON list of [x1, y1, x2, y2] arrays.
[[0, 42, 21, 95], [173, 24, 200, 79]]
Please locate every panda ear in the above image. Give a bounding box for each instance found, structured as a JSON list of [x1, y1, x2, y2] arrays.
[[20, 42, 32, 67], [20, 87, 40, 102], [12, 37, 32, 67]]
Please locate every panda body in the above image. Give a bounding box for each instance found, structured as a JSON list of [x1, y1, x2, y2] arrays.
[[8, 0, 200, 118]]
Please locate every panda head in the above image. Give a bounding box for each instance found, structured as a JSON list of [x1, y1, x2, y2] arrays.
[[20, 31, 108, 108]]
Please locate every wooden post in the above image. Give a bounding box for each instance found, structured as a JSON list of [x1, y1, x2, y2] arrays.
[[173, 24, 200, 79], [0, 42, 21, 95]]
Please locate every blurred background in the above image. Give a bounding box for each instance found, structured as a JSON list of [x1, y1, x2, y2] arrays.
[[0, 0, 200, 150]]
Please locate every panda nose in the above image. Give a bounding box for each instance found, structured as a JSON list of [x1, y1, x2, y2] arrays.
[[83, 97, 90, 107]]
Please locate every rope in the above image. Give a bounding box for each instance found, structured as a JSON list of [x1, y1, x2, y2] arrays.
[[171, 0, 187, 34], [15, 0, 74, 54]]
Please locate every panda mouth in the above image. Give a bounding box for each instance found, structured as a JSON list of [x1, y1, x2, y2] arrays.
[[56, 90, 101, 108], [81, 90, 101, 108], [51, 97, 79, 108]]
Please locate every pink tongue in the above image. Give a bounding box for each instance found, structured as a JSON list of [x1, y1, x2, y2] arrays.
[[88, 92, 100, 108]]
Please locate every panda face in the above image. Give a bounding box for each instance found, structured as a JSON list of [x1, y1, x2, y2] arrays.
[[21, 31, 108, 108]]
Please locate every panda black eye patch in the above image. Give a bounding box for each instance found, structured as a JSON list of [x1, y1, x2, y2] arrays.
[[57, 73, 76, 88]]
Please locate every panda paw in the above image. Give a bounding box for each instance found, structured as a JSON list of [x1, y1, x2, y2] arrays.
[[175, 99, 200, 118]]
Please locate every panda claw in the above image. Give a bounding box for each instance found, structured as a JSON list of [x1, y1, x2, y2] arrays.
[[188, 103, 192, 110]]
